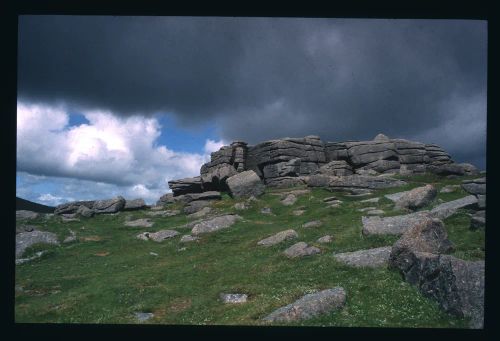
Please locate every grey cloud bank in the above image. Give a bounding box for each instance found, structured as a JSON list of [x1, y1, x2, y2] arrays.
[[18, 16, 486, 168]]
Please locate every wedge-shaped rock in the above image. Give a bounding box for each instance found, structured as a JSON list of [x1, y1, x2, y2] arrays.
[[16, 230, 59, 258], [93, 196, 126, 214], [394, 184, 437, 210], [429, 195, 478, 220], [257, 229, 298, 246], [123, 198, 147, 211], [191, 214, 242, 235], [226, 170, 265, 198], [283, 242, 320, 258], [461, 178, 486, 195], [334, 246, 392, 268], [262, 288, 346, 322], [362, 211, 430, 236]]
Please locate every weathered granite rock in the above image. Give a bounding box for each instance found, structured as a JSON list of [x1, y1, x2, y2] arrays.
[[183, 200, 212, 215], [334, 246, 392, 267], [180, 235, 199, 243], [124, 218, 154, 228], [257, 229, 298, 246], [16, 210, 40, 221], [191, 214, 242, 235], [461, 178, 486, 196], [323, 196, 338, 203], [134, 312, 154, 322], [358, 206, 377, 212], [329, 175, 406, 192], [16, 230, 59, 258], [123, 198, 147, 211], [181, 191, 222, 202], [317, 160, 353, 176], [63, 229, 77, 243], [137, 229, 179, 242], [317, 235, 333, 243], [54, 200, 95, 215], [427, 163, 477, 176], [157, 193, 174, 205], [302, 220, 322, 228], [16, 224, 37, 234], [429, 195, 478, 220], [93, 196, 126, 214], [261, 207, 272, 215], [470, 210, 485, 230], [188, 206, 212, 219], [440, 185, 460, 193], [281, 194, 297, 206], [226, 170, 265, 198], [145, 209, 181, 217], [477, 195, 486, 209], [366, 209, 385, 216], [394, 184, 437, 210], [76, 205, 94, 218], [304, 174, 335, 188], [265, 176, 306, 188], [262, 288, 346, 322], [388, 216, 454, 272], [16, 251, 48, 265], [220, 293, 248, 304], [362, 211, 431, 236], [283, 242, 320, 258], [168, 176, 203, 196]]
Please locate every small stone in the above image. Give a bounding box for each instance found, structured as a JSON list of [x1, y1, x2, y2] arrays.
[[234, 202, 249, 210], [440, 185, 460, 193], [220, 293, 248, 304], [366, 209, 384, 216], [317, 235, 333, 243], [334, 246, 392, 267], [124, 218, 154, 228], [302, 220, 322, 228], [178, 247, 187, 252], [281, 194, 297, 206], [134, 312, 154, 322], [63, 229, 77, 243], [261, 207, 272, 215], [150, 252, 158, 256], [283, 242, 320, 258], [180, 235, 199, 243], [257, 229, 298, 247], [293, 210, 306, 216]]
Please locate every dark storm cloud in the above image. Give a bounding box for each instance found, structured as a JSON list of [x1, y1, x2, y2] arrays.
[[18, 16, 487, 167]]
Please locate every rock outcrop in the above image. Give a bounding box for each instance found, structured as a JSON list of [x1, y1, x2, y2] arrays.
[[55, 196, 126, 216]]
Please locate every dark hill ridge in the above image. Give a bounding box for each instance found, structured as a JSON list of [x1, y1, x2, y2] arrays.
[[16, 197, 54, 213], [167, 133, 480, 197]]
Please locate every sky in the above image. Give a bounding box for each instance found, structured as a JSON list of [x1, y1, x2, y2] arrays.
[[17, 16, 487, 206]]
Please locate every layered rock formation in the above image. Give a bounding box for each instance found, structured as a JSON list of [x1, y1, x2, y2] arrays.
[[164, 133, 477, 198]]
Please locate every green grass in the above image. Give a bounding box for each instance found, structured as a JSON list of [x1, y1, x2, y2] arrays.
[[15, 173, 483, 327]]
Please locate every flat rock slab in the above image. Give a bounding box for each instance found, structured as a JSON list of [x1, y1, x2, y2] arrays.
[[191, 214, 242, 235], [262, 288, 346, 322], [317, 235, 333, 243], [429, 195, 478, 220], [16, 230, 59, 258], [302, 220, 322, 228], [385, 191, 410, 202], [362, 212, 430, 236], [283, 242, 320, 258], [145, 210, 180, 217], [16, 210, 40, 221], [137, 230, 179, 242], [134, 312, 154, 322], [188, 206, 212, 219], [461, 178, 486, 195], [220, 293, 248, 304], [440, 185, 460, 193], [257, 229, 298, 247], [358, 206, 377, 212], [16, 251, 47, 265], [366, 209, 385, 216], [180, 235, 200, 243], [334, 246, 392, 267], [125, 218, 154, 228]]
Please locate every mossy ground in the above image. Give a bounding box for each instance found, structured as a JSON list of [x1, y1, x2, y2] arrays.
[[15, 173, 484, 327]]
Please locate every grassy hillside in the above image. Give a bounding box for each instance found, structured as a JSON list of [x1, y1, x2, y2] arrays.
[[16, 197, 55, 213], [15, 173, 484, 327]]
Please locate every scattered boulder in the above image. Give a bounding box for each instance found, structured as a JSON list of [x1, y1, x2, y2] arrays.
[[360, 197, 380, 203], [134, 312, 154, 322], [234, 202, 250, 210], [63, 229, 77, 243], [157, 193, 174, 205], [262, 288, 346, 322], [292, 210, 305, 216], [317, 235, 333, 243], [137, 230, 179, 242], [16, 230, 59, 258], [440, 185, 460, 193], [428, 163, 478, 176], [357, 207, 377, 212], [281, 194, 297, 206], [429, 195, 478, 220], [362, 212, 431, 236], [124, 218, 154, 228], [220, 293, 248, 304], [394, 184, 437, 211], [323, 196, 338, 203], [470, 211, 485, 230], [461, 178, 486, 196], [180, 235, 199, 243], [302, 220, 322, 228], [93, 196, 126, 214], [123, 198, 147, 211], [187, 206, 212, 219], [334, 246, 392, 268], [257, 229, 298, 247], [54, 200, 94, 215], [283, 242, 320, 258], [16, 210, 40, 221], [191, 214, 242, 235], [366, 209, 384, 216], [260, 207, 272, 215], [226, 170, 265, 198], [183, 200, 212, 215], [145, 209, 181, 217], [76, 205, 94, 218]]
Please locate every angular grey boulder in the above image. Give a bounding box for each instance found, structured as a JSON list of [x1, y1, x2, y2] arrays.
[[429, 195, 478, 220], [123, 198, 147, 211], [362, 211, 430, 236], [191, 214, 242, 235], [168, 176, 203, 196], [257, 229, 298, 247], [16, 230, 59, 258], [54, 200, 95, 215], [329, 175, 406, 192], [183, 200, 212, 215], [334, 246, 392, 268], [470, 210, 485, 230], [93, 196, 126, 214], [317, 160, 353, 176], [262, 288, 346, 322], [136, 229, 179, 242], [76, 205, 94, 218], [283, 242, 320, 258], [394, 184, 437, 210], [187, 206, 212, 219], [220, 293, 248, 304], [461, 178, 486, 196], [226, 170, 265, 198], [281, 194, 297, 206]]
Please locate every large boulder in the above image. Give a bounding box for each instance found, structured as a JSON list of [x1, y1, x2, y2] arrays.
[[76, 205, 94, 218], [157, 193, 174, 206], [394, 184, 437, 210], [168, 176, 203, 196], [461, 178, 486, 196], [93, 196, 126, 214], [470, 210, 485, 230], [427, 163, 477, 176], [54, 200, 95, 215], [16, 230, 59, 258], [123, 198, 147, 211], [262, 288, 346, 322], [183, 200, 212, 215], [362, 211, 431, 236], [191, 214, 242, 235], [226, 170, 265, 198]]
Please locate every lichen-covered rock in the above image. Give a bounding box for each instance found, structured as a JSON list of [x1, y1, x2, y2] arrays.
[[317, 160, 353, 176], [317, 235, 333, 243], [187, 206, 212, 219], [191, 214, 242, 235], [281, 194, 297, 206], [124, 218, 154, 228], [136, 229, 179, 242], [429, 195, 478, 220], [329, 175, 406, 192], [168, 176, 203, 196], [123, 198, 147, 211], [302, 220, 322, 228], [220, 293, 248, 304], [183, 200, 212, 215], [470, 210, 485, 230], [262, 288, 346, 322], [157, 193, 174, 205], [16, 230, 59, 258], [334, 246, 392, 268], [226, 170, 265, 198], [76, 205, 94, 217], [362, 211, 431, 236], [54, 200, 95, 215], [283, 242, 320, 258], [394, 184, 437, 210], [461, 178, 486, 196], [92, 196, 126, 214], [257, 229, 298, 246]]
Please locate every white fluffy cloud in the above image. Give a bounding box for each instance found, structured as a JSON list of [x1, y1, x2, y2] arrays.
[[17, 102, 227, 204]]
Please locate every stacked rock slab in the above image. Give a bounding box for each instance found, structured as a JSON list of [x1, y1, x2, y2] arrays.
[[167, 176, 203, 196]]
